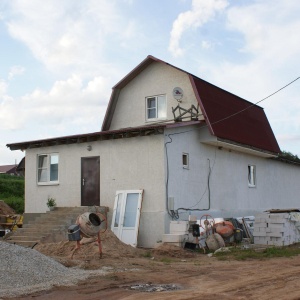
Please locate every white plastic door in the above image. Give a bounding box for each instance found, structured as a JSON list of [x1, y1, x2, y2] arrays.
[[111, 190, 143, 247]]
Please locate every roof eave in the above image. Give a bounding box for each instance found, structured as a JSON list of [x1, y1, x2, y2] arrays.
[[202, 137, 279, 158], [7, 124, 166, 151]]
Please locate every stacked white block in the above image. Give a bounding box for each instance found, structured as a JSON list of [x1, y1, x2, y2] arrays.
[[162, 221, 189, 247], [253, 212, 300, 246], [170, 221, 189, 234]]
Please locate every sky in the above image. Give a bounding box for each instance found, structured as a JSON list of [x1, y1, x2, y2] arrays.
[[0, 0, 300, 165]]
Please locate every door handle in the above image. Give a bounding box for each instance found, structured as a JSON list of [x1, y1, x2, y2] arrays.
[[82, 178, 85, 186]]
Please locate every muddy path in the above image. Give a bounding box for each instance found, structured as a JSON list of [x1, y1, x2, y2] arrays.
[[6, 241, 300, 300]]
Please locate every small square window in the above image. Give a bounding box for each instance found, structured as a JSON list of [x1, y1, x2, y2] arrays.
[[146, 95, 166, 120], [183, 153, 189, 169], [248, 165, 256, 187]]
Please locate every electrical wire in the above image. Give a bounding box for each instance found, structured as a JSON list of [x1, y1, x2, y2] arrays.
[[177, 148, 217, 211], [150, 76, 300, 129], [165, 130, 194, 219]]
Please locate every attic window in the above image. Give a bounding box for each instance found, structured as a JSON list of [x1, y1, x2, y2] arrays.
[[248, 165, 256, 187], [146, 95, 166, 120]]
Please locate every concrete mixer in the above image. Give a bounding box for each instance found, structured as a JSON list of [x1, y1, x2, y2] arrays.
[[68, 211, 106, 259]]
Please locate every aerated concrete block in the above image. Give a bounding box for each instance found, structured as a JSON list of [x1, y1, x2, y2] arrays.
[[170, 221, 189, 234], [162, 233, 187, 243]]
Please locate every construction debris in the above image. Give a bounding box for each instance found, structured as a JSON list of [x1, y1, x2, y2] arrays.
[[128, 283, 181, 292]]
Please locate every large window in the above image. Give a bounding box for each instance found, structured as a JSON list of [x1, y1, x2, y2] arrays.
[[146, 95, 166, 120], [37, 154, 59, 184], [248, 165, 256, 187]]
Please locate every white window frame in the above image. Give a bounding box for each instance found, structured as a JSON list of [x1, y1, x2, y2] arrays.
[[248, 165, 256, 187], [183, 153, 189, 169], [145, 94, 166, 121], [37, 153, 59, 185]]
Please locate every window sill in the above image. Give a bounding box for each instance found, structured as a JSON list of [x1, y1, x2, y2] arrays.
[[145, 118, 167, 123], [37, 182, 59, 186], [248, 184, 256, 188]]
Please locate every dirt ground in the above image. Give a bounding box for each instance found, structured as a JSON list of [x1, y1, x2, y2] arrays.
[[4, 229, 300, 300]]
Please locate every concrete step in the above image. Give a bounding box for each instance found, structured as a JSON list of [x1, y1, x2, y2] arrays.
[[6, 235, 46, 241], [32, 214, 80, 221], [29, 212, 80, 220], [22, 223, 68, 232], [8, 231, 46, 237], [4, 206, 108, 248], [25, 220, 77, 226], [5, 240, 40, 248]]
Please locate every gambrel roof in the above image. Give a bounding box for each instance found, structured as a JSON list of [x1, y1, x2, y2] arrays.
[[7, 55, 280, 155], [102, 55, 280, 154]]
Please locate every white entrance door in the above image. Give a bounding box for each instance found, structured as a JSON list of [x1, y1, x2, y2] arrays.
[[111, 190, 143, 247]]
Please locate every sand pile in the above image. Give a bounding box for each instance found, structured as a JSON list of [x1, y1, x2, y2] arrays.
[[35, 229, 145, 263]]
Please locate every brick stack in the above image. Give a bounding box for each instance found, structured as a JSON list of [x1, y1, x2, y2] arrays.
[[253, 212, 300, 246]]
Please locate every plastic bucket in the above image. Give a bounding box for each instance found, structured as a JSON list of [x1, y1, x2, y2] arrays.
[[68, 224, 81, 241]]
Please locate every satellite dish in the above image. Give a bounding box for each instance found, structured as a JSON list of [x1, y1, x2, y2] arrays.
[[173, 87, 183, 102]]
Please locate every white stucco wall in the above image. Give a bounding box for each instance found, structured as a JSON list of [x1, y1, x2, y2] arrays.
[[24, 134, 166, 247], [165, 125, 300, 223], [24, 123, 300, 246], [109, 61, 202, 130]]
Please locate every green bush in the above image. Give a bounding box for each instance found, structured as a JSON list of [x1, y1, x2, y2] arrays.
[[0, 175, 24, 198], [3, 197, 24, 214], [0, 174, 24, 214]]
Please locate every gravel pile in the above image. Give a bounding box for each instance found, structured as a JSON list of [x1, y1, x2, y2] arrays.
[[0, 241, 108, 298]]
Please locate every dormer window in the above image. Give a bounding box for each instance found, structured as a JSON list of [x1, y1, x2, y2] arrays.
[[146, 95, 166, 121]]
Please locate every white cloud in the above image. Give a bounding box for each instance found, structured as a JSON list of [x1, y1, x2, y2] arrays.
[[3, 0, 137, 76], [0, 74, 111, 132], [0, 80, 7, 96], [8, 65, 25, 80], [169, 0, 228, 57], [226, 1, 300, 63], [201, 40, 213, 49]]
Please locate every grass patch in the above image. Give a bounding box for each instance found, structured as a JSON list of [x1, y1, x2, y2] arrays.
[[142, 251, 152, 258], [215, 245, 300, 261], [160, 257, 172, 264]]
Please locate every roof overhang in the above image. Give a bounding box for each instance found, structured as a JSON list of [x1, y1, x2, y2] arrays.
[[7, 125, 165, 151], [202, 137, 278, 158]]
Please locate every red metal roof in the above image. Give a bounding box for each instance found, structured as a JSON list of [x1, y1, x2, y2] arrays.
[[190, 75, 280, 154]]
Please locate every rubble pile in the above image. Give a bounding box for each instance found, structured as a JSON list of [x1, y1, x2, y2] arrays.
[[0, 242, 108, 298]]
